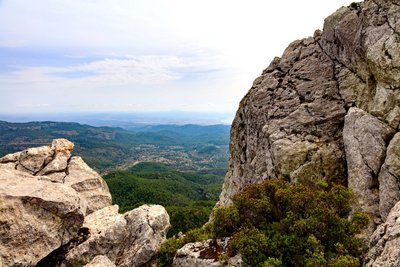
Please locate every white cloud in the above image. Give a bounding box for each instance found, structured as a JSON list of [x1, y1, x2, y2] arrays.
[[0, 55, 221, 87]]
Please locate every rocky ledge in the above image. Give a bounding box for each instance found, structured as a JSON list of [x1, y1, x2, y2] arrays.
[[0, 139, 170, 267]]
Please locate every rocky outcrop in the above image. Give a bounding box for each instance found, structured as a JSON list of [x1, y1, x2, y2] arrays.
[[0, 163, 85, 267], [219, 27, 348, 206], [218, 0, 400, 225], [172, 238, 242, 267], [0, 140, 170, 267], [214, 0, 400, 264], [0, 138, 112, 215], [63, 204, 170, 267]]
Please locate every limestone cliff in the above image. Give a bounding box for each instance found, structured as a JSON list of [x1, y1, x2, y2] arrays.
[[216, 0, 400, 265], [0, 139, 170, 267]]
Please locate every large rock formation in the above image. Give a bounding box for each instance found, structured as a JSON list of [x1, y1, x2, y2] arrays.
[[214, 0, 400, 265], [0, 163, 85, 266], [219, 0, 400, 222], [0, 138, 112, 215], [0, 140, 170, 266]]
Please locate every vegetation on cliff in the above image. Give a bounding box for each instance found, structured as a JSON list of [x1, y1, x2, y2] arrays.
[[158, 179, 369, 266]]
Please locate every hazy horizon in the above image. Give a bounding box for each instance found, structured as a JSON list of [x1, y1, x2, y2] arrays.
[[0, 111, 235, 126]]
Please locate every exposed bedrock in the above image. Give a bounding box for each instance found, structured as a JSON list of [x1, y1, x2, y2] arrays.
[[218, 1, 400, 226]]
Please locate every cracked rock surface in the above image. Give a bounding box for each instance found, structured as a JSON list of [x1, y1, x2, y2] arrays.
[[0, 162, 86, 267], [343, 107, 395, 232], [0, 138, 112, 215], [366, 201, 400, 266], [63, 204, 170, 267]]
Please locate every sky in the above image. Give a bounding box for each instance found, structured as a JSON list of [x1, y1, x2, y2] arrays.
[[0, 0, 354, 115]]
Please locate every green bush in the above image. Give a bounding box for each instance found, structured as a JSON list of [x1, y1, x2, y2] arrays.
[[224, 179, 368, 267], [157, 179, 368, 267], [211, 206, 240, 239]]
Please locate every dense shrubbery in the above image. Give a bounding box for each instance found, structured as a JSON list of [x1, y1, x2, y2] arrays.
[[157, 179, 369, 267]]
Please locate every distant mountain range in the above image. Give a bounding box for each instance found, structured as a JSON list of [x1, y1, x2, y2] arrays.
[[0, 111, 234, 128], [0, 120, 230, 174]]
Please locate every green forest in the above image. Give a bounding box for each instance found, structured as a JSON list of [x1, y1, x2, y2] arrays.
[[104, 162, 224, 237]]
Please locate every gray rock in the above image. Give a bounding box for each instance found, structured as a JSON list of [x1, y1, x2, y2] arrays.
[[0, 163, 85, 267], [64, 204, 170, 267], [219, 23, 347, 206], [217, 2, 400, 265], [36, 139, 73, 176], [343, 107, 395, 226], [51, 138, 75, 152], [218, 1, 400, 235], [379, 133, 400, 220], [0, 139, 170, 267], [18, 145, 54, 174], [366, 201, 400, 266], [0, 139, 115, 265]]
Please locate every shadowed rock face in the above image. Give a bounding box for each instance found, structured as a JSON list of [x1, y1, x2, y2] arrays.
[[214, 0, 400, 265], [0, 139, 170, 267]]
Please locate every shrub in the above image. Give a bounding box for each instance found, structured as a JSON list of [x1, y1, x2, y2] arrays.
[[157, 179, 368, 267], [224, 179, 368, 266], [211, 206, 240, 238]]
